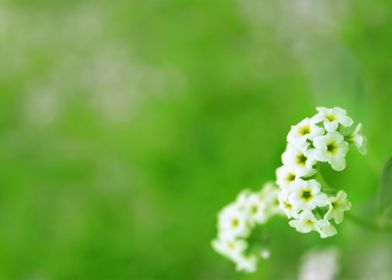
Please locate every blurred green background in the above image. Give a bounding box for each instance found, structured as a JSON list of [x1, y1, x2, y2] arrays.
[[1, 0, 392, 279]]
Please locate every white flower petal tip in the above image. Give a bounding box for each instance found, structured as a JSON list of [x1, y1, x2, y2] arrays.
[[350, 123, 367, 155]]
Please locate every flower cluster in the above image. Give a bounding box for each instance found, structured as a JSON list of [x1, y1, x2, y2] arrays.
[[212, 107, 367, 273], [276, 107, 366, 238], [212, 183, 281, 273]]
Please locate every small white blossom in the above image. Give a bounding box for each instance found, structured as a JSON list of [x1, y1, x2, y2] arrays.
[[316, 219, 337, 238], [260, 249, 270, 259], [325, 191, 351, 224], [245, 193, 267, 224], [276, 165, 299, 189], [278, 189, 299, 219], [212, 234, 247, 261], [235, 255, 257, 273], [259, 182, 282, 217], [287, 117, 325, 148], [289, 179, 328, 212], [234, 189, 251, 210], [314, 107, 353, 132], [282, 144, 317, 177], [289, 211, 320, 233], [218, 204, 249, 238], [350, 123, 367, 155], [312, 132, 349, 171]]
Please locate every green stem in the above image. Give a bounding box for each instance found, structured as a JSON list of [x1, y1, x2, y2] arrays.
[[345, 213, 392, 234], [311, 166, 392, 234], [316, 169, 392, 234], [315, 170, 336, 193]]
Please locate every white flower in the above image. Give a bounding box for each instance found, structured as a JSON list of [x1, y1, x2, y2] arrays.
[[287, 117, 325, 148], [218, 204, 250, 238], [289, 179, 328, 211], [235, 255, 257, 273], [349, 123, 367, 155], [259, 182, 282, 217], [276, 165, 299, 189], [245, 193, 267, 224], [289, 211, 320, 233], [234, 189, 252, 210], [312, 132, 349, 171], [278, 188, 299, 219], [260, 249, 270, 259], [212, 233, 247, 261], [314, 107, 353, 132], [325, 191, 351, 224], [282, 144, 317, 177], [299, 248, 340, 280], [316, 219, 337, 238]]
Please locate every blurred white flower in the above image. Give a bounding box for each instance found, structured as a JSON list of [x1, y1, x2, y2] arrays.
[[235, 255, 257, 273], [218, 204, 250, 238], [259, 182, 282, 216], [299, 248, 340, 280], [212, 234, 247, 261], [260, 248, 270, 259], [289, 179, 328, 212], [325, 191, 351, 224], [313, 107, 353, 132], [245, 193, 267, 224], [312, 131, 349, 171], [349, 123, 367, 155], [234, 189, 252, 209], [212, 182, 281, 273]]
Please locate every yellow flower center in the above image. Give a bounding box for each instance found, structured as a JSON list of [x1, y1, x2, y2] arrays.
[[301, 189, 314, 202], [298, 125, 311, 136], [304, 219, 315, 226], [296, 153, 307, 166], [231, 218, 239, 228], [283, 201, 292, 209], [286, 173, 296, 182], [325, 114, 336, 121], [327, 141, 338, 154], [227, 241, 236, 250]]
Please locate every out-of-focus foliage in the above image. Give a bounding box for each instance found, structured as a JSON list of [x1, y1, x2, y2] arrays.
[[0, 0, 391, 279]]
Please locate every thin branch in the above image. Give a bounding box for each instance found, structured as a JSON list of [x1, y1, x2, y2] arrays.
[[345, 213, 392, 234]]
